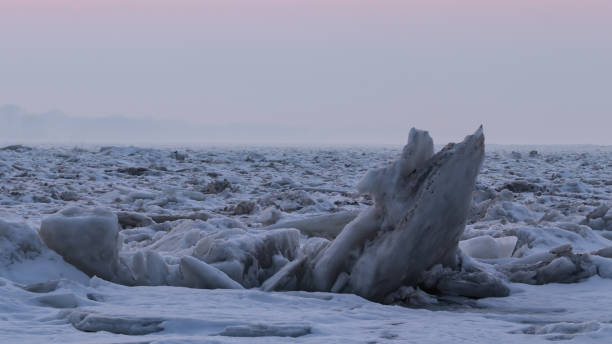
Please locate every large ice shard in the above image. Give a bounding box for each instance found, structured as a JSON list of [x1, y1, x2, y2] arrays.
[[305, 127, 486, 301]]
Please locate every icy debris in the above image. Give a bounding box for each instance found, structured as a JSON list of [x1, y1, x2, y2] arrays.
[[0, 217, 44, 263], [233, 200, 256, 215], [274, 176, 294, 186], [202, 179, 231, 194], [330, 271, 350, 293], [538, 209, 564, 223], [181, 190, 206, 201], [123, 249, 170, 286], [169, 150, 187, 161], [459, 235, 518, 259], [423, 268, 510, 298], [260, 256, 306, 292], [179, 256, 244, 289], [558, 181, 588, 193], [550, 243, 573, 255], [468, 188, 497, 224], [59, 191, 79, 201], [32, 293, 80, 309], [218, 323, 312, 337], [257, 206, 282, 225], [40, 207, 120, 281], [261, 210, 359, 239], [126, 191, 156, 200], [116, 167, 149, 176], [593, 246, 612, 258], [498, 244, 598, 284], [116, 211, 154, 228], [498, 180, 543, 193], [149, 212, 210, 223], [66, 310, 164, 335], [591, 255, 612, 278], [261, 237, 330, 291], [193, 228, 300, 287], [508, 225, 610, 257], [484, 201, 538, 223], [31, 195, 52, 203], [582, 204, 611, 230], [244, 152, 266, 162], [384, 286, 438, 307], [144, 221, 209, 253], [519, 320, 600, 337], [259, 190, 315, 212]]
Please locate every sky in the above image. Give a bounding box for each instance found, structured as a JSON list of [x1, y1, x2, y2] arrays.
[[0, 0, 611, 144]]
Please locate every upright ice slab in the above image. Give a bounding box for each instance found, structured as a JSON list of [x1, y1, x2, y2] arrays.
[[308, 127, 485, 301], [40, 207, 120, 281]]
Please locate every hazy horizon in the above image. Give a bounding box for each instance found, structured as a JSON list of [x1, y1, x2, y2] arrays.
[[2, 105, 611, 147], [1, 1, 611, 145]]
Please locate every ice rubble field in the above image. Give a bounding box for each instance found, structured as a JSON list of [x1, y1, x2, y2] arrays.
[[1, 139, 612, 343]]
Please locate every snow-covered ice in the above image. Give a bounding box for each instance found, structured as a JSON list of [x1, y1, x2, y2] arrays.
[[1, 129, 612, 343], [307, 127, 490, 300]]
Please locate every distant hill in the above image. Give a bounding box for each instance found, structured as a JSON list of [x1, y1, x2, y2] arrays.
[[0, 105, 204, 144], [0, 105, 410, 145]]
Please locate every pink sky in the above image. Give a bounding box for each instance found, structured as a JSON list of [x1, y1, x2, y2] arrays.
[[1, 0, 611, 144], [3, 1, 611, 20]]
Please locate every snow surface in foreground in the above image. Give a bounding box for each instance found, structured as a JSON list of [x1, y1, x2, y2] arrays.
[[2, 276, 612, 343]]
